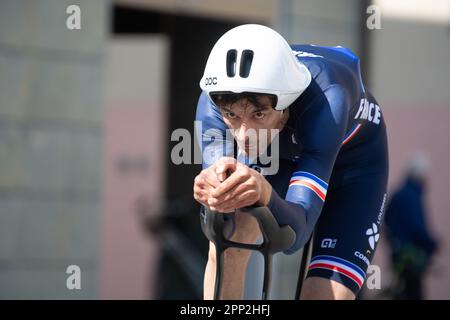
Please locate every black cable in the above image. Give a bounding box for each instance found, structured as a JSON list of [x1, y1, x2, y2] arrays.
[[295, 236, 313, 299], [262, 253, 273, 300], [214, 247, 224, 300]]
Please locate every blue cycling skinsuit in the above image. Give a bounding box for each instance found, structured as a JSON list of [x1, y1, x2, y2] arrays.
[[195, 44, 389, 295]]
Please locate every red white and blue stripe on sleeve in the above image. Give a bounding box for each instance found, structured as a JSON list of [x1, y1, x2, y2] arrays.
[[308, 255, 366, 289], [288, 171, 328, 202]]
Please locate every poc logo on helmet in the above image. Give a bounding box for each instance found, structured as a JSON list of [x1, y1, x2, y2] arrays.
[[205, 77, 218, 86]]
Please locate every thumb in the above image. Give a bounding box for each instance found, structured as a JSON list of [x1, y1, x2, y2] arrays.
[[215, 158, 237, 182]]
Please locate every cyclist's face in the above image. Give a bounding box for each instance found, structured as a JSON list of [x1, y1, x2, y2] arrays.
[[219, 96, 288, 155]]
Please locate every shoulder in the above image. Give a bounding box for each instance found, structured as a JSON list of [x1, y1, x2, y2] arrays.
[[196, 92, 220, 120], [287, 82, 350, 152], [290, 44, 363, 99], [195, 91, 227, 131], [292, 80, 351, 120]]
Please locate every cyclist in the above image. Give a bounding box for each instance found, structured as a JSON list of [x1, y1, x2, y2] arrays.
[[193, 24, 388, 300]]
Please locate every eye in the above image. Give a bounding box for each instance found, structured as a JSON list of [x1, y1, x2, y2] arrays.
[[254, 111, 265, 120], [224, 111, 237, 119]]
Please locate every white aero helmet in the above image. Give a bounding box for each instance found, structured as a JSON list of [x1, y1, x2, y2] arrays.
[[200, 24, 311, 110]]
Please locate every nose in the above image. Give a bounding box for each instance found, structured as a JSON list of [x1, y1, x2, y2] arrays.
[[236, 123, 250, 143]]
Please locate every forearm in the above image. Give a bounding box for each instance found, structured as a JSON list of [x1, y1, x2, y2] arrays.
[[267, 189, 316, 254], [203, 242, 252, 300]]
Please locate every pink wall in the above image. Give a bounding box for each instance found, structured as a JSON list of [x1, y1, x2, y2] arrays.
[[372, 106, 450, 299], [99, 105, 165, 299]]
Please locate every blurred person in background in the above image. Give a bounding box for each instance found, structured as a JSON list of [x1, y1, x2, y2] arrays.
[[385, 152, 439, 299]]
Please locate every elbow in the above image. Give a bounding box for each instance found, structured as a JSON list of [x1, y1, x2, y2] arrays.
[[283, 231, 312, 255], [282, 208, 315, 255]]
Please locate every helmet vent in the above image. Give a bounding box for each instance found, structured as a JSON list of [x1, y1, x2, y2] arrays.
[[226, 49, 237, 77], [239, 50, 254, 78]]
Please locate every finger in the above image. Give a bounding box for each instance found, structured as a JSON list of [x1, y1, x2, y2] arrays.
[[214, 188, 255, 211], [215, 158, 237, 182], [217, 190, 258, 212], [203, 170, 221, 188], [211, 168, 249, 198], [193, 191, 208, 207], [232, 190, 259, 209], [209, 182, 251, 206], [193, 186, 206, 201], [194, 170, 220, 191], [193, 183, 212, 206], [208, 183, 241, 206], [215, 156, 238, 169], [217, 171, 227, 183], [234, 188, 259, 207]]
